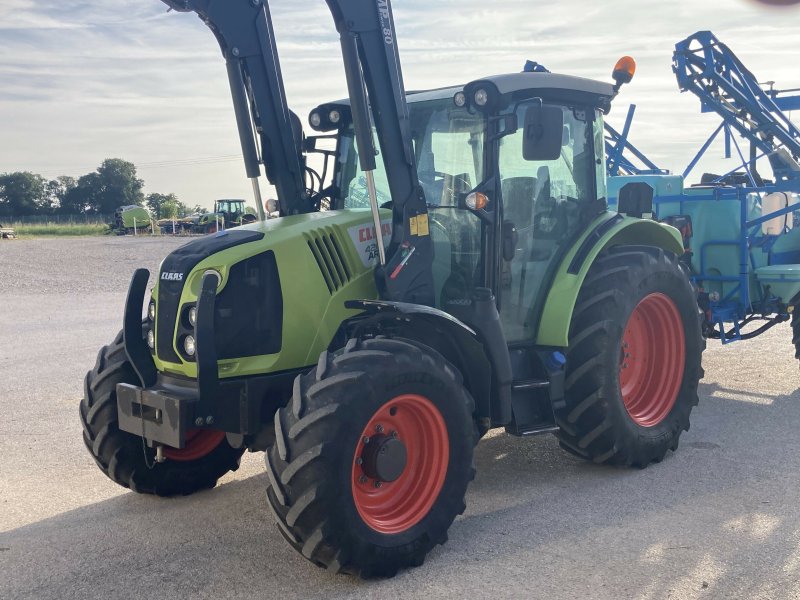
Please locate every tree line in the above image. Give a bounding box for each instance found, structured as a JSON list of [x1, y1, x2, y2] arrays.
[[0, 158, 204, 220]]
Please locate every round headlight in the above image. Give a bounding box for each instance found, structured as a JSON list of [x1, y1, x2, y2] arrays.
[[453, 91, 466, 107], [309, 111, 322, 128], [184, 335, 196, 357], [146, 329, 155, 350], [329, 109, 341, 124], [188, 306, 197, 327], [148, 301, 156, 321], [474, 88, 489, 107]]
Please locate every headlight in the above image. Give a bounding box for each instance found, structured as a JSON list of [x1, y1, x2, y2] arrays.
[[184, 335, 196, 357], [188, 306, 197, 327], [453, 91, 466, 107], [148, 300, 156, 321], [309, 111, 321, 128], [146, 329, 155, 349], [474, 88, 489, 107], [329, 109, 341, 124]]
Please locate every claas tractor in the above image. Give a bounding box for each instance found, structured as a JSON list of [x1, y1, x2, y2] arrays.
[[193, 198, 258, 234], [80, 0, 703, 577]]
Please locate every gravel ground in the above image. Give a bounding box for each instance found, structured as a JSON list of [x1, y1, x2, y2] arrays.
[[1, 236, 800, 600]]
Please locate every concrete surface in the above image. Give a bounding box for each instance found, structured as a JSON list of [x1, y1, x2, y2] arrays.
[[1, 237, 799, 599]]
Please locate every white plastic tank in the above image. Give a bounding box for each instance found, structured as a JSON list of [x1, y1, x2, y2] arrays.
[[762, 191, 794, 235]]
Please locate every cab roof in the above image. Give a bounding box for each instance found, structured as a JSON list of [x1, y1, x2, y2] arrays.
[[323, 71, 614, 107]]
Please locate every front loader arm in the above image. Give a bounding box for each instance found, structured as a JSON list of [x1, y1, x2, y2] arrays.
[[165, 0, 435, 302], [161, 0, 311, 216], [325, 0, 435, 305]]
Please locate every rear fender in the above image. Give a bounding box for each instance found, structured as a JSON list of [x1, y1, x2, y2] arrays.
[[536, 214, 684, 347]]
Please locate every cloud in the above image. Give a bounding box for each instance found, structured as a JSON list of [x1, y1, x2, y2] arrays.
[[0, 0, 798, 207]]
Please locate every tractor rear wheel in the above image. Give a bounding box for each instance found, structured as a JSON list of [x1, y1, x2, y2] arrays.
[[555, 246, 704, 468], [80, 330, 244, 496], [266, 337, 476, 578]]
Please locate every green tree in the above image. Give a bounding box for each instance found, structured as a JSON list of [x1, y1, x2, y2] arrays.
[[0, 171, 49, 216], [95, 159, 144, 213], [146, 192, 179, 220], [47, 176, 77, 214], [63, 172, 102, 214]]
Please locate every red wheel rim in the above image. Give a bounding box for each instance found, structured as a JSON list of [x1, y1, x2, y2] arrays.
[[351, 394, 449, 534], [619, 293, 685, 427], [162, 429, 225, 462]]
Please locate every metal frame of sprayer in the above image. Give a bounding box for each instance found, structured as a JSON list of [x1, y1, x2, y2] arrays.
[[607, 31, 800, 344]]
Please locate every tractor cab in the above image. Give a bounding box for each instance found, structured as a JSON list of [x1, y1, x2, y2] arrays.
[[310, 72, 614, 342]]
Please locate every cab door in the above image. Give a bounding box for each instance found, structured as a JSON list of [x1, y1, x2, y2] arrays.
[[496, 102, 606, 343]]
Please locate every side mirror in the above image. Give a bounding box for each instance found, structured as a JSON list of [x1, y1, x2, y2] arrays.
[[522, 104, 563, 161]]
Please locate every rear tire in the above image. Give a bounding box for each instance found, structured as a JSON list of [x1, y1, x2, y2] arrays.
[[555, 246, 704, 468], [266, 337, 476, 578], [80, 330, 244, 496]]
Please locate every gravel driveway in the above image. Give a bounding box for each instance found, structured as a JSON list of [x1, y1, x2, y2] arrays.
[[1, 236, 799, 599]]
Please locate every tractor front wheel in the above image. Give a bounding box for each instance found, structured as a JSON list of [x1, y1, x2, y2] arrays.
[[80, 330, 244, 496], [555, 246, 704, 468], [266, 337, 476, 578]]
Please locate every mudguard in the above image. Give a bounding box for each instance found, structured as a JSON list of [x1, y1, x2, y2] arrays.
[[339, 300, 495, 423], [536, 213, 684, 347]]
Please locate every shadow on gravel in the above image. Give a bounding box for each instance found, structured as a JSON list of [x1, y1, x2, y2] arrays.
[[2, 382, 800, 599]]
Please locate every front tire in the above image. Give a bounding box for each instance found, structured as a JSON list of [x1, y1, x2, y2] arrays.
[[266, 337, 476, 578], [555, 246, 704, 468], [80, 330, 244, 496]]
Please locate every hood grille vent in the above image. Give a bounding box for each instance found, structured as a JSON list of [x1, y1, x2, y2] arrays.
[[306, 229, 351, 293]]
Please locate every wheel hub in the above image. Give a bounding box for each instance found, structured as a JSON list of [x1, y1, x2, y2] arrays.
[[619, 292, 686, 427], [351, 394, 449, 534], [360, 434, 407, 482]]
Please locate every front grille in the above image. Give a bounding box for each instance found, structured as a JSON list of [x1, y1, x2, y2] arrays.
[[213, 251, 282, 359], [306, 229, 352, 293], [155, 229, 264, 363]]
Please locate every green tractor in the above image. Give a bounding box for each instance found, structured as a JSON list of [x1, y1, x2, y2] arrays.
[[80, 0, 703, 578], [192, 198, 258, 234]]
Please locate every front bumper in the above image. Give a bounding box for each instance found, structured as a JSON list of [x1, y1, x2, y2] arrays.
[[118, 268, 299, 449]]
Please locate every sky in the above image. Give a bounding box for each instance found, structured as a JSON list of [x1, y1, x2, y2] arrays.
[[1, 0, 799, 211]]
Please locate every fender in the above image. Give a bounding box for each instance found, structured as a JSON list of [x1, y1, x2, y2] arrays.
[[536, 213, 684, 347], [339, 300, 496, 425]]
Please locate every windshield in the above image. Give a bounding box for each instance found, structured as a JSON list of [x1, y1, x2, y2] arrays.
[[339, 97, 485, 208]]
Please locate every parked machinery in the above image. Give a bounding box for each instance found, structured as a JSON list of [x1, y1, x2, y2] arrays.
[[609, 31, 800, 351]]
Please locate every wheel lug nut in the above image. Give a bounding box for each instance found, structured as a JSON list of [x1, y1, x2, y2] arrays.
[[359, 475, 368, 484], [391, 430, 398, 438], [375, 424, 384, 433], [362, 436, 370, 444], [374, 481, 382, 488], [355, 457, 363, 465]]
